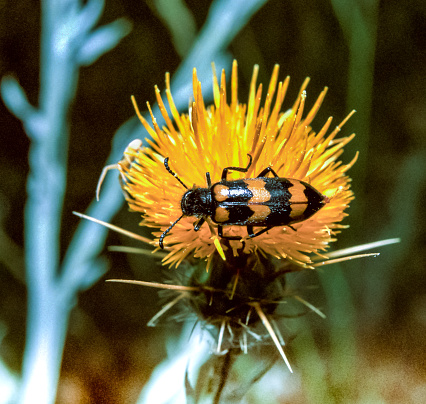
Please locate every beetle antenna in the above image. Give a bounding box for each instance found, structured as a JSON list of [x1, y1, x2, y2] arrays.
[[164, 157, 188, 189], [159, 215, 184, 248]]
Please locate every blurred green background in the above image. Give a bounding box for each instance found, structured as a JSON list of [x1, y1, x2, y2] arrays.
[[0, 0, 425, 402]]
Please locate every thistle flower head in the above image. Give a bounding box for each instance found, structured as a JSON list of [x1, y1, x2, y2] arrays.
[[119, 61, 357, 269]]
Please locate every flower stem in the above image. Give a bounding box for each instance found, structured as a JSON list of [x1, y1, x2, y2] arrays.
[[213, 350, 237, 404]]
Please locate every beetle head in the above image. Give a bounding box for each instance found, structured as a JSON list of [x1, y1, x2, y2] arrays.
[[181, 187, 212, 216]]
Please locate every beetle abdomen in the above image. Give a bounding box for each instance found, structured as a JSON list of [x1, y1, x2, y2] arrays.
[[211, 178, 326, 226]]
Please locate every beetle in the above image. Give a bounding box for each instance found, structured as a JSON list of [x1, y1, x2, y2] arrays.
[[159, 154, 330, 248]]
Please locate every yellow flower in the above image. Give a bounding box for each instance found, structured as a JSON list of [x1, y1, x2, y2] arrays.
[[118, 60, 357, 269]]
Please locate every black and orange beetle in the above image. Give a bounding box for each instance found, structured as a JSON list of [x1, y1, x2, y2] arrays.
[[159, 155, 330, 248]]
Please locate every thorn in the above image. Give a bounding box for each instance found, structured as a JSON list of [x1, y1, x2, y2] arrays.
[[252, 302, 293, 373]]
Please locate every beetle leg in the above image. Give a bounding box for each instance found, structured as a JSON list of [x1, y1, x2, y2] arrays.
[[193, 217, 205, 231], [221, 154, 253, 181], [247, 225, 255, 237], [205, 172, 212, 188], [218, 225, 242, 240], [248, 226, 273, 238], [256, 166, 279, 178]]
